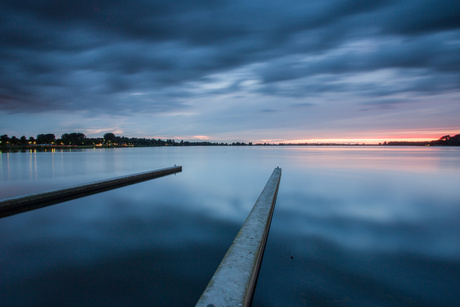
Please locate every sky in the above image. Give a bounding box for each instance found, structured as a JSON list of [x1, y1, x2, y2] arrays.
[[1, 0, 460, 143]]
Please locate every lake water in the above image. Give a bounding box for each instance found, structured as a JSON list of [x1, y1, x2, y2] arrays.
[[1, 146, 459, 306]]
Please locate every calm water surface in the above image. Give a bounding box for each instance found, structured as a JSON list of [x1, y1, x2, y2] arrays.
[[1, 146, 459, 306]]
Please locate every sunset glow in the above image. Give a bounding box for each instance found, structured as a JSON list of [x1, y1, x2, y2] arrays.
[[278, 129, 460, 145]]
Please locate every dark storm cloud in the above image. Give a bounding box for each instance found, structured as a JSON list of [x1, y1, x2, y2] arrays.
[[1, 0, 459, 113]]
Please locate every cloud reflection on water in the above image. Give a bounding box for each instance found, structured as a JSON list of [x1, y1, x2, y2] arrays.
[[1, 179, 241, 306], [1, 147, 460, 306], [255, 146, 460, 306]]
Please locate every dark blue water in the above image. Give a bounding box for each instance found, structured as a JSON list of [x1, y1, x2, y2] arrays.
[[1, 147, 459, 306]]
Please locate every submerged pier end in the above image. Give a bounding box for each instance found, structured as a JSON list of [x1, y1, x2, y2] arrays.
[[196, 167, 282, 307], [0, 165, 182, 218]]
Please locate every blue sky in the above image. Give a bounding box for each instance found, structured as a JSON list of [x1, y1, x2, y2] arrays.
[[1, 0, 460, 143]]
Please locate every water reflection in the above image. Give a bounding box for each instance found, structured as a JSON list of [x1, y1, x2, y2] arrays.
[[1, 147, 460, 306], [1, 178, 241, 306], [277, 146, 460, 172], [255, 147, 460, 306]]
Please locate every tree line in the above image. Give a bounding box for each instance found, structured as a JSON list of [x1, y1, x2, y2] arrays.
[[0, 132, 236, 148], [2, 132, 458, 149], [382, 134, 460, 146]]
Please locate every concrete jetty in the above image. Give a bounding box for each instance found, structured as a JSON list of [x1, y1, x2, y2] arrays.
[[196, 167, 281, 307], [0, 166, 182, 218]]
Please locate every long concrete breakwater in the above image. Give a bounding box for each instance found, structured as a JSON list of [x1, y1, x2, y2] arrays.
[[196, 167, 281, 307], [0, 166, 182, 218]]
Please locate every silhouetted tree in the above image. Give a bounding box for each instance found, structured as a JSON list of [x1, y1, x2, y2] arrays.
[[104, 133, 116, 144], [440, 135, 451, 141], [36, 134, 55, 144], [10, 136, 19, 145], [61, 133, 86, 145], [19, 136, 28, 145], [0, 134, 9, 146], [430, 134, 460, 146]]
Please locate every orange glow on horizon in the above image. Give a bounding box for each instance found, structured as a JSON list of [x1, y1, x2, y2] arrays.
[[121, 128, 460, 144], [266, 129, 460, 145], [278, 137, 434, 145]]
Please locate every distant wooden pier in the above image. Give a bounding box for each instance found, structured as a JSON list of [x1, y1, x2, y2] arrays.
[[196, 167, 282, 307], [0, 166, 182, 218]]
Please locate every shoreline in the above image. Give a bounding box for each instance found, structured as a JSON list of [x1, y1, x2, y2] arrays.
[[1, 142, 458, 153]]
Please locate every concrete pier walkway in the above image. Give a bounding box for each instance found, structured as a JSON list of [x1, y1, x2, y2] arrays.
[[0, 166, 182, 218], [196, 167, 281, 307]]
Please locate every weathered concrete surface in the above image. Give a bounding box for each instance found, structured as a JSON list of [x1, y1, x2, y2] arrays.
[[0, 166, 182, 218], [196, 167, 281, 307]]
